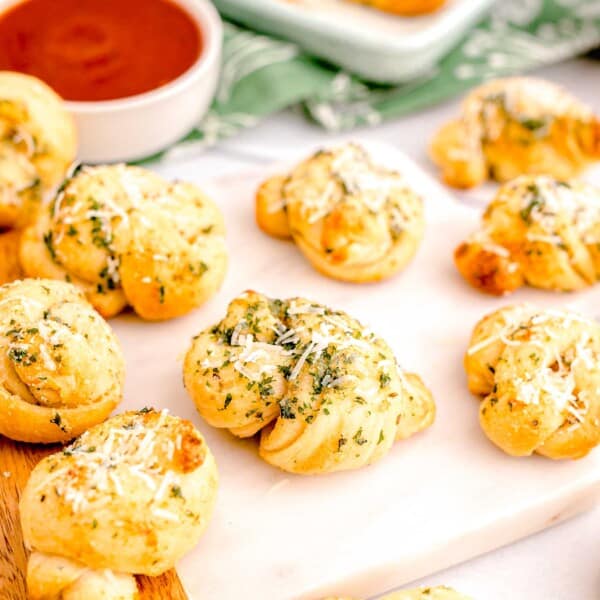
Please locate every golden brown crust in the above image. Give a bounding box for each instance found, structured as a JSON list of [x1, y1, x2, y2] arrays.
[[455, 175, 600, 295], [429, 120, 487, 189], [0, 71, 76, 229], [0, 278, 124, 443], [20, 164, 228, 320], [0, 228, 23, 285], [20, 409, 219, 599], [465, 305, 600, 459], [256, 143, 425, 283], [255, 174, 292, 239], [454, 240, 524, 296], [27, 552, 139, 600], [183, 291, 435, 474], [430, 78, 600, 188], [351, 0, 447, 15]]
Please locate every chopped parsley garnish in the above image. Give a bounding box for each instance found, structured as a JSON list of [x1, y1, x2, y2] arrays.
[[257, 375, 274, 398], [99, 264, 118, 290], [43, 231, 56, 260], [519, 184, 543, 223], [519, 117, 548, 132], [50, 413, 67, 432], [353, 428, 368, 446], [220, 393, 232, 411], [379, 372, 391, 388], [7, 347, 37, 366], [277, 364, 292, 379], [279, 398, 296, 420], [189, 261, 209, 276], [89, 199, 114, 249]]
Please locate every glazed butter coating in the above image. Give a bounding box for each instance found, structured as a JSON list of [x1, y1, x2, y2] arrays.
[[0, 228, 23, 285], [0, 71, 76, 228], [20, 164, 227, 320], [256, 143, 424, 283], [0, 278, 124, 443], [184, 291, 435, 474], [455, 176, 600, 295], [20, 409, 219, 599], [430, 77, 600, 188], [465, 305, 600, 459]]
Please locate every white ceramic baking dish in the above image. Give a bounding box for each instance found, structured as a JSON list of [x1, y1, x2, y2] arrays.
[[213, 0, 495, 84]]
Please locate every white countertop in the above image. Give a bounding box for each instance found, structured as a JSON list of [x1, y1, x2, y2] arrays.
[[155, 57, 600, 600]]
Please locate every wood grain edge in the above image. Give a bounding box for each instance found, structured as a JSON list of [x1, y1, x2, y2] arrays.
[[137, 571, 188, 600], [0, 436, 187, 600]]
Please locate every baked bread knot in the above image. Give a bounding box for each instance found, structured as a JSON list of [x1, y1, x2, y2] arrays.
[[350, 0, 446, 15], [256, 143, 424, 283], [455, 176, 600, 295], [430, 78, 600, 188], [0, 71, 76, 228], [184, 291, 435, 474], [465, 305, 600, 459], [324, 586, 471, 600], [0, 278, 124, 443], [20, 164, 227, 320], [20, 408, 219, 600], [0, 228, 23, 285]]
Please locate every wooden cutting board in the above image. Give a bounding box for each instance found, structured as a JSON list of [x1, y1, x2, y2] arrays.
[[0, 437, 187, 600]]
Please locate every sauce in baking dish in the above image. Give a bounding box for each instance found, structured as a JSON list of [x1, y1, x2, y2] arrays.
[[0, 0, 202, 102]]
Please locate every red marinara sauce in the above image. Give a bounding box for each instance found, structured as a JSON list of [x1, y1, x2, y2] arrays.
[[0, 0, 203, 102]]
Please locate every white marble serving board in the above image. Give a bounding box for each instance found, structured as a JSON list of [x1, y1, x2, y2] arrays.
[[111, 142, 600, 600]]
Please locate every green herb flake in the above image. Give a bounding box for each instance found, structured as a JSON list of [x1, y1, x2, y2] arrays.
[[519, 117, 548, 132], [257, 375, 274, 398], [50, 412, 67, 432], [7, 347, 37, 366], [43, 231, 57, 260], [379, 372, 391, 388], [519, 184, 544, 223], [220, 393, 232, 411], [279, 398, 296, 420], [353, 428, 368, 446]]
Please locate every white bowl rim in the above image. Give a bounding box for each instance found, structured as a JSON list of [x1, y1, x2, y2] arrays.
[[56, 0, 222, 114]]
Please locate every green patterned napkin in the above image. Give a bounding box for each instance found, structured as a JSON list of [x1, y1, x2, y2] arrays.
[[153, 0, 600, 162]]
